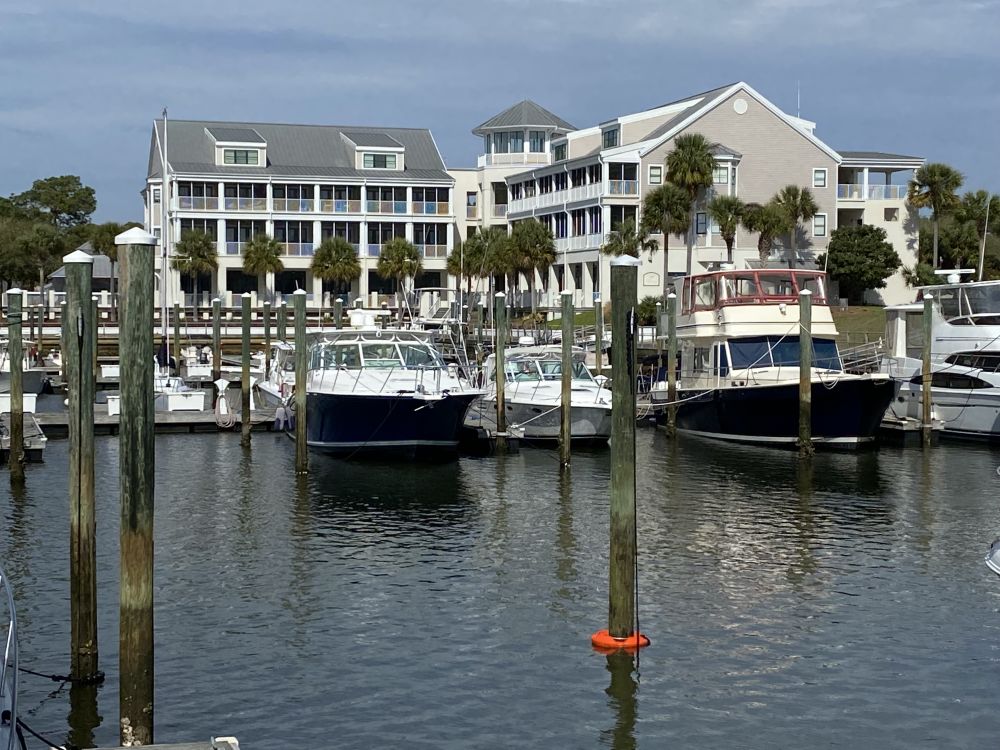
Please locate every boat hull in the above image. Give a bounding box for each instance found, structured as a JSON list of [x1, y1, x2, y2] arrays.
[[465, 398, 612, 443], [896, 382, 1000, 441], [660, 377, 896, 448], [305, 391, 480, 457]]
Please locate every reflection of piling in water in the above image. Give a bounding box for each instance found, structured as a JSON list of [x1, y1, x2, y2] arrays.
[[602, 653, 638, 750], [560, 290, 573, 468], [494, 293, 508, 453], [241, 293, 252, 448], [67, 681, 100, 750], [798, 289, 814, 458]]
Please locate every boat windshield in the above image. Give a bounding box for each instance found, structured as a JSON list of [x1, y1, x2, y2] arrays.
[[311, 340, 444, 371], [944, 351, 1000, 372], [685, 271, 827, 312], [728, 336, 842, 370], [930, 283, 1000, 322], [503, 357, 592, 382]]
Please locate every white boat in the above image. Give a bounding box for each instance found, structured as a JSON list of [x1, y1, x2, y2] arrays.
[[257, 342, 296, 409], [650, 268, 896, 447], [467, 343, 612, 442], [0, 340, 48, 395], [987, 539, 1000, 577], [1, 564, 18, 750], [153, 375, 207, 412]]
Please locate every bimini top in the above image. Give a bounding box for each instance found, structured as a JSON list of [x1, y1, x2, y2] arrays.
[[680, 270, 828, 315]]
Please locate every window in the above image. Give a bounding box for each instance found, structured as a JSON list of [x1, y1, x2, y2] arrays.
[[153, 188, 161, 204], [648, 165, 662, 185], [884, 207, 899, 222], [554, 173, 568, 191], [223, 149, 259, 165], [812, 168, 827, 188], [696, 212, 707, 235], [363, 153, 397, 169], [466, 192, 477, 207], [529, 130, 545, 153], [603, 129, 619, 149], [553, 143, 567, 161], [813, 214, 827, 237], [713, 165, 728, 184], [509, 131, 524, 153]]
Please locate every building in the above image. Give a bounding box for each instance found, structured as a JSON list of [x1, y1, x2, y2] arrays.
[[460, 81, 922, 306], [144, 119, 456, 307]]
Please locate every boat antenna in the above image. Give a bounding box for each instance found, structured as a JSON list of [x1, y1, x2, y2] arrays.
[[978, 197, 991, 282]]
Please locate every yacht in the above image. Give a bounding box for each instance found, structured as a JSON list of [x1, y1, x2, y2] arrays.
[[257, 341, 296, 409], [466, 342, 612, 442], [303, 328, 482, 457], [651, 269, 895, 447], [1, 564, 18, 750]]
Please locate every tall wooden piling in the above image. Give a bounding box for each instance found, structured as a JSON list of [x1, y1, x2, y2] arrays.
[[494, 293, 508, 452], [91, 296, 99, 386], [278, 301, 287, 341], [263, 301, 272, 376], [172, 301, 181, 371], [334, 298, 343, 330], [595, 297, 604, 378], [798, 289, 814, 458], [655, 299, 663, 376], [211, 298, 221, 383], [241, 293, 251, 447], [64, 250, 98, 680], [560, 290, 573, 467], [115, 227, 157, 746], [293, 290, 308, 473], [922, 294, 934, 448], [666, 292, 678, 437], [6, 289, 25, 483]]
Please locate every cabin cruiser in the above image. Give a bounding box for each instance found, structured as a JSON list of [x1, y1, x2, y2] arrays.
[[257, 342, 296, 409], [466, 342, 612, 442], [1, 564, 18, 750], [884, 276, 1000, 440], [651, 269, 895, 447], [303, 328, 482, 457]]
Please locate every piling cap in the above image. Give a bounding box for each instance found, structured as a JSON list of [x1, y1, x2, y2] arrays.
[[495, 292, 506, 299], [561, 290, 573, 297], [610, 255, 641, 267], [212, 297, 221, 303], [115, 227, 158, 246], [241, 292, 251, 298], [667, 292, 676, 299], [800, 289, 812, 296], [293, 289, 307, 296], [62, 249, 94, 264], [6, 287, 23, 297]]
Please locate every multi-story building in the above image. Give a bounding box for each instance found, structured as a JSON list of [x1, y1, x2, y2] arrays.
[[460, 81, 922, 306], [143, 119, 456, 307]]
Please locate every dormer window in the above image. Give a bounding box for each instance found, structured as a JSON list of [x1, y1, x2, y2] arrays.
[[224, 149, 259, 165], [553, 143, 567, 162], [363, 153, 397, 169], [603, 128, 619, 149]]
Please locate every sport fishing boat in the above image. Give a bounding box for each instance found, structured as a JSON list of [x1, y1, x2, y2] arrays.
[[651, 268, 895, 448], [303, 328, 482, 457], [466, 342, 612, 442], [1, 564, 18, 750]]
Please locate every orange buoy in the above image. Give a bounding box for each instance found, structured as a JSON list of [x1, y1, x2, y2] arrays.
[[590, 629, 650, 652]]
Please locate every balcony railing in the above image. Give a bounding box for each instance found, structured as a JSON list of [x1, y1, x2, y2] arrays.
[[466, 205, 478, 220], [492, 204, 508, 218], [417, 244, 448, 259], [366, 200, 407, 214], [555, 233, 605, 253], [282, 242, 315, 256], [413, 201, 449, 215], [608, 180, 639, 196], [176, 196, 219, 210], [477, 152, 551, 168], [509, 182, 605, 215], [320, 199, 362, 213], [224, 242, 245, 255], [223, 197, 267, 211], [837, 184, 907, 201], [273, 198, 315, 212], [367, 243, 383, 257]]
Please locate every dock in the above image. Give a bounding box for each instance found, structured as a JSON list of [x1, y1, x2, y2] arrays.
[[108, 741, 239, 750], [35, 406, 279, 438]]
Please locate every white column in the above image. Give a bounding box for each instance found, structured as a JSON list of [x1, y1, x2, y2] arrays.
[[359, 219, 367, 257], [862, 167, 869, 199], [266, 182, 273, 212], [446, 222, 454, 251], [218, 181, 225, 209], [583, 261, 594, 306], [406, 186, 413, 213], [405, 221, 414, 242], [266, 218, 274, 237], [313, 184, 320, 209], [312, 219, 321, 250]]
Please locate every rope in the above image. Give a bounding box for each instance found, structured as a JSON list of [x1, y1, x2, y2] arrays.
[[17, 666, 104, 685], [16, 716, 78, 750], [214, 387, 237, 428]]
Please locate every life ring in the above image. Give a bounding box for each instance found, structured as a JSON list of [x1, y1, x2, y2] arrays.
[[590, 629, 650, 652]]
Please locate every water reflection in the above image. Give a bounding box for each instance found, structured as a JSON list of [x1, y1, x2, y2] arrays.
[[67, 682, 101, 749], [601, 653, 638, 750], [552, 468, 577, 614]]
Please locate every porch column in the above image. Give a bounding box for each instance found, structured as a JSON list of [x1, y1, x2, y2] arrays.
[[862, 167, 869, 199]]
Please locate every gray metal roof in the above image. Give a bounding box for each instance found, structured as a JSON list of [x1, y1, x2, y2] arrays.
[[472, 100, 575, 135], [640, 84, 737, 143], [838, 150, 924, 162], [148, 119, 450, 183], [49, 242, 114, 279], [709, 142, 742, 158], [205, 126, 265, 144], [341, 131, 402, 148]]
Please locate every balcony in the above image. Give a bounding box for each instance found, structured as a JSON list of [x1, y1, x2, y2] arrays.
[[366, 200, 407, 215], [413, 201, 449, 216], [492, 204, 508, 218], [273, 198, 315, 212], [555, 233, 605, 253], [224, 242, 245, 255], [509, 182, 605, 215], [608, 180, 639, 196], [176, 196, 219, 211], [837, 184, 908, 201], [223, 197, 267, 212], [477, 152, 551, 168], [367, 243, 383, 257], [417, 244, 448, 259], [466, 205, 478, 220], [320, 199, 362, 213], [282, 242, 315, 257]]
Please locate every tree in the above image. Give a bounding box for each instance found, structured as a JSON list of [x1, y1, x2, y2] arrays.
[[172, 231, 218, 318], [312, 237, 361, 320], [636, 296, 661, 326], [666, 133, 715, 275], [13, 175, 96, 229], [89, 220, 141, 317], [818, 224, 900, 303], [902, 263, 940, 288], [773, 185, 818, 267], [707, 194, 745, 265], [601, 218, 656, 259], [377, 237, 422, 323], [908, 162, 963, 268], [0, 216, 39, 287], [242, 234, 284, 299], [641, 183, 690, 292], [509, 219, 556, 315], [468, 226, 513, 301], [742, 202, 791, 262]]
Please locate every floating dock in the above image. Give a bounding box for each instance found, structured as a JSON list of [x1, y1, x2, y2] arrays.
[[35, 407, 278, 438]]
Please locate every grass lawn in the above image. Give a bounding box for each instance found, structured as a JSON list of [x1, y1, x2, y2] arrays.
[[543, 310, 597, 329], [831, 305, 885, 344]]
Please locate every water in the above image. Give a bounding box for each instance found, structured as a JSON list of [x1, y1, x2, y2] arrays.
[[2, 432, 999, 748]]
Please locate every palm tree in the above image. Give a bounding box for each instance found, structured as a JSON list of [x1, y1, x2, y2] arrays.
[[666, 133, 715, 275], [377, 236, 422, 323], [641, 183, 690, 292], [89, 220, 140, 319], [311, 237, 360, 322], [172, 231, 218, 319], [742, 202, 791, 262], [773, 185, 819, 268], [242, 233, 284, 299], [956, 190, 1000, 243], [908, 162, 963, 268], [707, 195, 745, 265], [509, 219, 556, 315], [473, 226, 514, 302], [601, 218, 657, 259]]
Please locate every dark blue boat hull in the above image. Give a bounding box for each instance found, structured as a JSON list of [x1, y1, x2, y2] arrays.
[[657, 378, 896, 448]]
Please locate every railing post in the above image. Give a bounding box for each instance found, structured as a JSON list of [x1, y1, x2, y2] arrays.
[[922, 294, 934, 448], [798, 290, 814, 458], [6, 289, 25, 483], [560, 290, 573, 468], [241, 292, 251, 447], [293, 289, 308, 474]]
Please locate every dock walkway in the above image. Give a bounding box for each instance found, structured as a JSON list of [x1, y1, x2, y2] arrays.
[[35, 407, 279, 438]]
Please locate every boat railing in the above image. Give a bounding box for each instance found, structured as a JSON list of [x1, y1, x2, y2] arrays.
[[840, 339, 884, 374], [1, 564, 18, 750]]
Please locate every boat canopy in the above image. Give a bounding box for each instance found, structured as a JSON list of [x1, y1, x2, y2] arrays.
[[310, 331, 446, 371], [918, 281, 1000, 324], [681, 270, 828, 314]]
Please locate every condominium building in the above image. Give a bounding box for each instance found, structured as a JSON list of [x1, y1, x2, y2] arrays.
[[144, 119, 456, 307]]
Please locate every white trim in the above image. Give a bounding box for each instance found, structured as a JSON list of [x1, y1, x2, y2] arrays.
[[648, 164, 663, 186], [812, 167, 828, 189], [813, 213, 828, 237]]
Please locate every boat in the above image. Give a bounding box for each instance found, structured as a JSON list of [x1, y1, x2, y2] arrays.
[[302, 328, 482, 457], [987, 539, 1000, 577], [153, 374, 207, 412], [1, 564, 18, 750], [0, 413, 47, 462], [257, 341, 296, 409], [0, 340, 48, 396], [466, 341, 612, 442], [651, 268, 896, 448]]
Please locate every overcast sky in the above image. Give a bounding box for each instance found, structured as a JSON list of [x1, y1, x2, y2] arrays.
[[1, 0, 997, 222]]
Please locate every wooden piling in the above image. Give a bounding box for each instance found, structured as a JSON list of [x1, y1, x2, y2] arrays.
[[560, 290, 573, 467], [293, 290, 308, 474], [277, 301, 287, 342], [494, 293, 508, 452], [263, 301, 272, 376], [64, 250, 98, 680], [211, 298, 221, 383], [798, 289, 814, 458], [241, 293, 251, 447], [608, 256, 639, 639], [172, 301, 181, 371], [115, 227, 157, 746], [922, 294, 934, 448], [595, 297, 604, 378], [6, 289, 25, 483], [655, 299, 663, 377], [666, 292, 678, 437], [334, 298, 343, 330], [91, 296, 99, 386]]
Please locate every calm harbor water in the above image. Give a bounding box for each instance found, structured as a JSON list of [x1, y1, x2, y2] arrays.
[[2, 431, 999, 748]]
